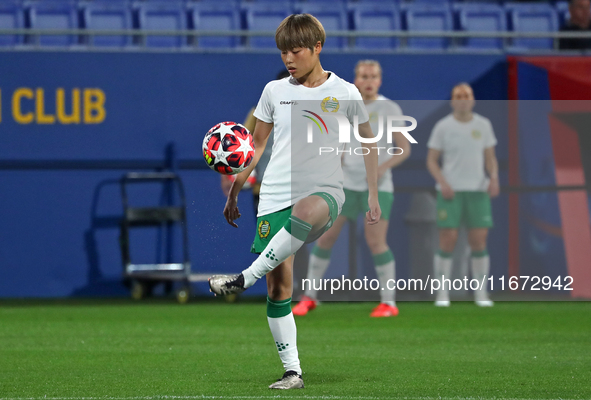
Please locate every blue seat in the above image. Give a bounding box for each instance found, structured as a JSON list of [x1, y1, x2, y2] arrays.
[[351, 0, 400, 3], [404, 4, 452, 49], [455, 3, 506, 49], [402, 0, 448, 3], [0, 1, 24, 46], [137, 2, 187, 48], [506, 3, 558, 50], [295, 3, 348, 49], [295, 0, 345, 3], [82, 2, 133, 47], [28, 1, 79, 47], [555, 1, 570, 28], [188, 2, 240, 49], [243, 2, 292, 49], [350, 3, 401, 50]]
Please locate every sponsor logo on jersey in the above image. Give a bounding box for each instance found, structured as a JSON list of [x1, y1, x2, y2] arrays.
[[258, 220, 271, 239], [280, 101, 298, 105], [471, 129, 482, 139], [321, 96, 340, 112], [438, 209, 448, 221]]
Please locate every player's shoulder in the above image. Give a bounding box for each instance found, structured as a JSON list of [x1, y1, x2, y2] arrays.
[[263, 76, 289, 91], [472, 112, 493, 126], [328, 72, 361, 98], [434, 113, 455, 129], [377, 95, 403, 114]]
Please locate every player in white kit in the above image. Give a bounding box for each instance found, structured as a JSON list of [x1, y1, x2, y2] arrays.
[[293, 60, 411, 318], [209, 15, 381, 389], [427, 83, 499, 307]]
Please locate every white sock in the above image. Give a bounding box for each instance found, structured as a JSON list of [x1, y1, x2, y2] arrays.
[[243, 227, 306, 288], [303, 247, 331, 299], [268, 309, 301, 375], [471, 252, 490, 300], [373, 250, 396, 306], [434, 252, 453, 300]]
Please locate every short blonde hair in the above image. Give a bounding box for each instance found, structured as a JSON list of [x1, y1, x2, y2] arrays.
[[354, 59, 382, 77], [275, 14, 325, 52]]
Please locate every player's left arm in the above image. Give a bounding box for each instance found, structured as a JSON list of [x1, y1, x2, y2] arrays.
[[484, 146, 499, 198], [377, 131, 412, 178], [358, 121, 381, 224]]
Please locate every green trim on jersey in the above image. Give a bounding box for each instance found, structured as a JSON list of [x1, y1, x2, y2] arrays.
[[436, 191, 493, 229], [267, 296, 292, 318], [251, 192, 340, 254], [341, 189, 394, 221]]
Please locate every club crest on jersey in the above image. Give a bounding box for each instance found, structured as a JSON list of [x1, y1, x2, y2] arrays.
[[321, 96, 339, 113], [471, 130, 482, 139], [258, 220, 271, 239]]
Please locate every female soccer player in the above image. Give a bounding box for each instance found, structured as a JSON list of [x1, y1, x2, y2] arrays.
[[293, 60, 411, 318], [426, 83, 499, 307], [208, 14, 381, 389]]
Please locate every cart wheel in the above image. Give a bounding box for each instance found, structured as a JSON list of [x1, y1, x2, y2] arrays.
[[225, 294, 238, 303], [131, 280, 145, 300], [176, 286, 190, 304]]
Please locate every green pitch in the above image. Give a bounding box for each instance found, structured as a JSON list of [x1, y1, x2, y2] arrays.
[[0, 300, 589, 399]]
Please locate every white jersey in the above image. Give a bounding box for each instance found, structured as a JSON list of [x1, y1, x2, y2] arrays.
[[253, 72, 369, 217], [342, 95, 403, 193], [427, 113, 497, 192]]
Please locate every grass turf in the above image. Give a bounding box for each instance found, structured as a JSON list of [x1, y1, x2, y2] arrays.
[[0, 300, 589, 399]]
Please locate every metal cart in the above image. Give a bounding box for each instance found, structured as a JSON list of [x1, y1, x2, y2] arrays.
[[119, 172, 213, 303]]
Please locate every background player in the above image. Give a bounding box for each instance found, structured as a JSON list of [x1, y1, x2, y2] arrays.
[[426, 83, 499, 307], [209, 14, 381, 389], [293, 60, 411, 318]]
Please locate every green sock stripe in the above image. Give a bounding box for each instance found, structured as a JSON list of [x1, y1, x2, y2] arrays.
[[267, 296, 292, 318], [438, 250, 453, 259], [373, 249, 394, 266], [312, 245, 331, 259], [471, 249, 488, 258], [285, 215, 312, 242]]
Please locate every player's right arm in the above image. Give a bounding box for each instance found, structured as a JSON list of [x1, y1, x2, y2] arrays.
[[426, 148, 454, 200], [357, 121, 381, 224], [223, 119, 273, 227]]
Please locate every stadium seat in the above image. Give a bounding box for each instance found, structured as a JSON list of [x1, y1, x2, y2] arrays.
[[188, 2, 240, 49], [350, 3, 401, 50], [294, 3, 348, 49], [136, 1, 188, 48], [82, 2, 133, 48], [28, 1, 79, 47], [0, 1, 24, 47], [401, 0, 449, 3], [404, 3, 452, 50], [243, 2, 293, 49], [455, 3, 506, 50], [506, 3, 559, 50], [555, 1, 570, 28]]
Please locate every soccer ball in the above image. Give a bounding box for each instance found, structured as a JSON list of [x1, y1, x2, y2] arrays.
[[203, 121, 255, 175]]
